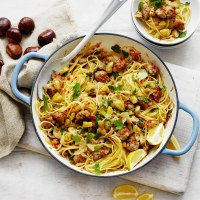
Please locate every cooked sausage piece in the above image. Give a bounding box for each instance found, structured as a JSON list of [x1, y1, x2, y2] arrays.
[[142, 2, 150, 20], [124, 100, 134, 110], [93, 146, 111, 161], [137, 100, 149, 110], [151, 86, 162, 102], [113, 59, 127, 72], [126, 140, 140, 151], [117, 127, 131, 141], [174, 20, 185, 30], [75, 110, 96, 127], [155, 5, 176, 19], [52, 112, 66, 126], [94, 70, 109, 83], [40, 115, 54, 129], [145, 62, 160, 76], [73, 154, 86, 164]]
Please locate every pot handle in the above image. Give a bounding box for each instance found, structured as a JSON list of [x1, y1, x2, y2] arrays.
[[161, 102, 199, 156], [11, 52, 49, 105]]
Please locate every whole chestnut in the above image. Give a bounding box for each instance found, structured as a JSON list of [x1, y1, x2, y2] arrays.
[[6, 28, 22, 43], [23, 46, 40, 55], [0, 59, 4, 74], [38, 29, 56, 47], [0, 17, 11, 37], [6, 43, 22, 59], [18, 17, 35, 34]]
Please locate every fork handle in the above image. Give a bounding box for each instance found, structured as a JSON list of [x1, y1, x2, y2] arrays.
[[61, 0, 127, 63]]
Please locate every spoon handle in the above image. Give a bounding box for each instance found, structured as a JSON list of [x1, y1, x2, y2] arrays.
[[61, 0, 127, 63]]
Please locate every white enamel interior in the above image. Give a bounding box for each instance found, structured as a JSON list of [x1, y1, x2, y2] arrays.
[[31, 34, 178, 177], [131, 0, 200, 46]]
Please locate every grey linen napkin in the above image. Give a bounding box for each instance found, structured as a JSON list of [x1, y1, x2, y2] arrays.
[[0, 0, 77, 158]]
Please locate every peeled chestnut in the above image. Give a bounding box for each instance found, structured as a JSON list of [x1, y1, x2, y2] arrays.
[[38, 29, 56, 47], [23, 46, 40, 55], [0, 17, 11, 37], [18, 17, 35, 34], [6, 43, 22, 59], [6, 28, 22, 43]]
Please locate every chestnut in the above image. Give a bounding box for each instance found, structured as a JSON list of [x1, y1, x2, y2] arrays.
[[6, 43, 22, 59], [0, 59, 4, 74], [6, 28, 22, 43], [18, 17, 35, 34], [23, 46, 40, 55], [38, 29, 56, 47], [0, 17, 11, 37]]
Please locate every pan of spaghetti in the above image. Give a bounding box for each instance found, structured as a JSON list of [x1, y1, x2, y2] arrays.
[[11, 33, 199, 176], [131, 0, 200, 47]]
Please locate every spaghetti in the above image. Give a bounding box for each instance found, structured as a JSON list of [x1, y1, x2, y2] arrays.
[[37, 42, 174, 174], [135, 0, 191, 41]]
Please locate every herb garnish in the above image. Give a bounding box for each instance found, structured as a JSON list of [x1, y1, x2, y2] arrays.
[[138, 1, 143, 11], [112, 72, 119, 79], [185, 2, 190, 6], [80, 129, 87, 134], [60, 127, 65, 135], [122, 50, 129, 58], [94, 145, 102, 151], [178, 31, 187, 38], [72, 83, 81, 99], [150, 0, 166, 10], [99, 109, 112, 119], [86, 73, 93, 78], [114, 119, 124, 130], [133, 88, 137, 95], [108, 85, 123, 92], [86, 133, 94, 143], [138, 97, 149, 103], [42, 95, 48, 111], [111, 44, 121, 53], [94, 162, 100, 174], [94, 132, 102, 140], [73, 135, 81, 142]]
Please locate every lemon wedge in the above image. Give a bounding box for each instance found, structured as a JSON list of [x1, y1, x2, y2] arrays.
[[166, 135, 181, 150], [136, 193, 154, 200], [113, 184, 138, 199], [147, 123, 164, 145], [127, 149, 147, 170]]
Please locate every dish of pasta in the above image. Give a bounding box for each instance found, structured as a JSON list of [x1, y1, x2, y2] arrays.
[[135, 0, 191, 41], [37, 42, 174, 174]]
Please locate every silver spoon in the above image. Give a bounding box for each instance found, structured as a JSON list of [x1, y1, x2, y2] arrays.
[[37, 0, 127, 99]]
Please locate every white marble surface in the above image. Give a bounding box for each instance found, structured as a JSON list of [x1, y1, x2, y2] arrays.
[[0, 0, 200, 199]]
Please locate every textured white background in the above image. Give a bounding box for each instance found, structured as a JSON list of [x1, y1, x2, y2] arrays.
[[0, 0, 200, 199]]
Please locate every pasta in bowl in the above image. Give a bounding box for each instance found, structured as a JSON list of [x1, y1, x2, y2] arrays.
[[11, 34, 199, 176], [131, 0, 200, 46]]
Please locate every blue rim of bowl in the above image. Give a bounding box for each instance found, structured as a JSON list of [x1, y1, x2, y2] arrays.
[[130, 0, 195, 47], [30, 33, 179, 177]]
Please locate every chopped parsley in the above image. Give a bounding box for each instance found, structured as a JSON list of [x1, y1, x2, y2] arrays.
[[150, 0, 166, 10], [108, 85, 123, 92], [161, 86, 166, 92], [72, 83, 81, 99], [112, 72, 119, 79], [80, 129, 87, 134], [94, 132, 102, 140], [114, 119, 124, 130], [111, 44, 121, 53], [94, 162, 100, 174], [185, 2, 190, 6], [102, 99, 112, 108], [86, 73, 93, 78], [138, 1, 143, 11], [60, 127, 65, 135], [62, 71, 68, 77], [178, 31, 187, 38], [133, 88, 137, 95], [99, 109, 112, 119], [73, 135, 81, 142], [42, 94, 48, 111], [96, 115, 102, 123], [138, 97, 149, 103], [94, 145, 102, 151], [122, 50, 129, 58], [86, 133, 94, 143], [132, 74, 136, 81]]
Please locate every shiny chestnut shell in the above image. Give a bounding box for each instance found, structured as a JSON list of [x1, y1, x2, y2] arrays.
[[23, 46, 40, 55], [18, 17, 35, 34], [6, 43, 22, 59], [0, 17, 11, 37], [38, 29, 56, 47], [6, 28, 22, 43]]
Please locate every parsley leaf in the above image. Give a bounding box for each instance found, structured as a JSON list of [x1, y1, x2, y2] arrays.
[[72, 83, 81, 99], [111, 44, 121, 53], [86, 73, 93, 78], [114, 120, 124, 130], [86, 133, 94, 143], [108, 85, 123, 92], [60, 127, 65, 135], [185, 2, 190, 6], [138, 1, 143, 11], [122, 50, 129, 58], [99, 109, 112, 119], [133, 88, 137, 95], [42, 94, 48, 111], [112, 72, 119, 79], [149, 0, 166, 10], [73, 135, 81, 142], [96, 115, 102, 123], [94, 162, 100, 174], [102, 99, 112, 108], [80, 129, 87, 134], [132, 74, 136, 81], [94, 145, 102, 151], [138, 97, 149, 103], [94, 132, 102, 140], [161, 86, 166, 92], [178, 31, 187, 38]]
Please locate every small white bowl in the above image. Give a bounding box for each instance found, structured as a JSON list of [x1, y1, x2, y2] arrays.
[[131, 0, 200, 47]]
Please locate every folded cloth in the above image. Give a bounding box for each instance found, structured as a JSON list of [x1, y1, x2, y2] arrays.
[[0, 0, 77, 158]]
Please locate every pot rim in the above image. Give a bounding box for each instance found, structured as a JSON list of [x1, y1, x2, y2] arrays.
[[30, 33, 179, 177]]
